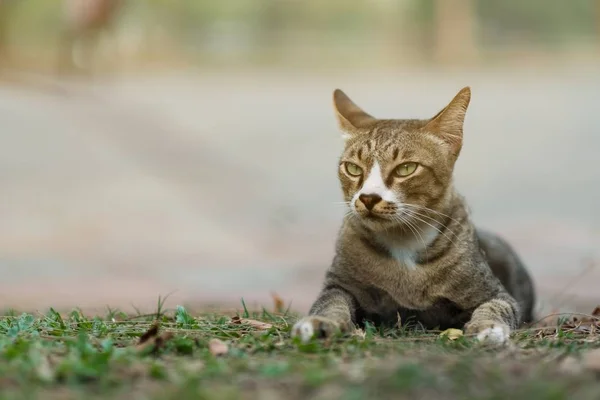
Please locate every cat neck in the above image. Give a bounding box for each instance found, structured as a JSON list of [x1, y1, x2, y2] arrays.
[[348, 187, 462, 265]]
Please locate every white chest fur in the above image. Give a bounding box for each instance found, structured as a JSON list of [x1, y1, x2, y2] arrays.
[[376, 227, 438, 270]]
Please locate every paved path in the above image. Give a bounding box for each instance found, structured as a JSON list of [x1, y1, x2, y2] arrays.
[[0, 67, 599, 315]]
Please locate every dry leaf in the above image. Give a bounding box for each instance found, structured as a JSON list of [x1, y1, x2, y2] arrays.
[[271, 292, 285, 313], [534, 306, 600, 337], [136, 322, 174, 354], [209, 339, 229, 356], [567, 307, 600, 333], [351, 328, 366, 340], [231, 316, 273, 330], [534, 310, 562, 328], [440, 328, 464, 340], [136, 332, 175, 354], [138, 322, 160, 344]]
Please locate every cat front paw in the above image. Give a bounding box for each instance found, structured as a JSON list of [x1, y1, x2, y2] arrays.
[[291, 316, 346, 343], [465, 320, 510, 345]]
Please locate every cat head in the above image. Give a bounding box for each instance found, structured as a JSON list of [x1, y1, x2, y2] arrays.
[[334, 87, 471, 232]]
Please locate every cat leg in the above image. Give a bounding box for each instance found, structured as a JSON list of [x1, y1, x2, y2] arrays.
[[464, 291, 520, 345], [291, 287, 356, 343]]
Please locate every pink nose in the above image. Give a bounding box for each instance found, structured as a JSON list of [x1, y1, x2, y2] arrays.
[[359, 194, 382, 210]]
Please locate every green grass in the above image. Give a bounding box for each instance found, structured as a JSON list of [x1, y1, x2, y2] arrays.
[[0, 303, 599, 400]]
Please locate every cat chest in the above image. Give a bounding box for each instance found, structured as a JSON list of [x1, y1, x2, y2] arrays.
[[380, 227, 439, 269], [387, 247, 418, 270], [374, 256, 433, 306], [366, 260, 450, 311]]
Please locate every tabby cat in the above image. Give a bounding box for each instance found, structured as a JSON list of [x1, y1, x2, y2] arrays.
[[292, 87, 535, 344]]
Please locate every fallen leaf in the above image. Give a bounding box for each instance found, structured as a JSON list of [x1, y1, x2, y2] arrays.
[[567, 308, 600, 333], [534, 307, 600, 337], [136, 322, 174, 355], [138, 322, 160, 344], [439, 328, 464, 340], [271, 292, 285, 313], [231, 316, 273, 330], [534, 310, 562, 328], [351, 328, 366, 340], [137, 332, 175, 354], [209, 339, 229, 356]]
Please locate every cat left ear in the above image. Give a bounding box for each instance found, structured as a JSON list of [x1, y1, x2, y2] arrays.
[[423, 87, 471, 156], [333, 89, 376, 139]]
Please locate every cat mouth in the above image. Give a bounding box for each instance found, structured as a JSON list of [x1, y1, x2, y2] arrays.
[[362, 212, 391, 221]]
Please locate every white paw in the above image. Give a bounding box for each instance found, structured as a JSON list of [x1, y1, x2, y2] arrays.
[[292, 320, 315, 344], [291, 316, 342, 343], [476, 326, 509, 344]]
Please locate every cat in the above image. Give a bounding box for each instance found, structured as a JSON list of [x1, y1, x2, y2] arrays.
[[292, 87, 535, 344]]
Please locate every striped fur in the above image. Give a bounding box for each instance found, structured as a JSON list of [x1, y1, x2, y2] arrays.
[[292, 87, 535, 344]]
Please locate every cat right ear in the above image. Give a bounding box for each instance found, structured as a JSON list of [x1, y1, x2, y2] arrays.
[[423, 87, 471, 156], [333, 89, 376, 139]]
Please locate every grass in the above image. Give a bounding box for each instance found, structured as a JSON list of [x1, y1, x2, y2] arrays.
[[0, 302, 599, 400]]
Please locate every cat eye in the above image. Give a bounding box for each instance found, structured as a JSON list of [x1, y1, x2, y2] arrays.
[[394, 162, 418, 177], [345, 162, 363, 177]]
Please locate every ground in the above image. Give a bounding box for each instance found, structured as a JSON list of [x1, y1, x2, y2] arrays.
[[1, 301, 600, 400]]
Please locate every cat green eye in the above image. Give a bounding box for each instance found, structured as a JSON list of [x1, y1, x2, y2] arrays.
[[395, 162, 418, 177], [345, 162, 363, 177]]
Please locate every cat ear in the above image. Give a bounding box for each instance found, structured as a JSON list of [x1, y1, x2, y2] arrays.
[[423, 87, 471, 155], [333, 89, 376, 139]]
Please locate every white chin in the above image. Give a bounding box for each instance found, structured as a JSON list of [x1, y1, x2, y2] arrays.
[[358, 216, 393, 229]]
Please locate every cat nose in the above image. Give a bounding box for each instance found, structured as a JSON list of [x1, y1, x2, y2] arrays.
[[358, 193, 382, 210]]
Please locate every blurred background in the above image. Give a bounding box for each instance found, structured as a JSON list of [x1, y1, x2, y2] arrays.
[[0, 0, 599, 315]]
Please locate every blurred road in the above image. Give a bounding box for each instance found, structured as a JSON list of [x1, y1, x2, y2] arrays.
[[1, 67, 599, 315]]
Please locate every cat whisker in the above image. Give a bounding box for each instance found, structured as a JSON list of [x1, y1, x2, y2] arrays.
[[403, 210, 458, 247], [394, 214, 428, 262], [402, 203, 463, 226], [343, 209, 357, 222], [402, 208, 460, 240]]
